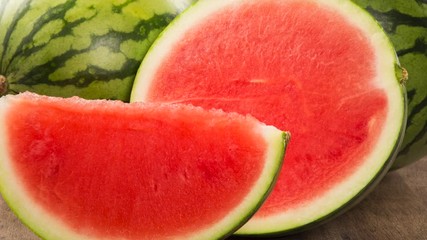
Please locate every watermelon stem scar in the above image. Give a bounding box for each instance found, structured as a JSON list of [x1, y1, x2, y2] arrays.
[[0, 75, 7, 96], [399, 67, 409, 85]]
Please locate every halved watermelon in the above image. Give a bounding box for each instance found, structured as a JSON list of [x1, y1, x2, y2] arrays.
[[0, 92, 289, 239], [130, 0, 407, 236]]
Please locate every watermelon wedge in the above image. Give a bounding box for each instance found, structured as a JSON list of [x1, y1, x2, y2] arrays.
[[130, 0, 407, 235], [0, 92, 289, 239]]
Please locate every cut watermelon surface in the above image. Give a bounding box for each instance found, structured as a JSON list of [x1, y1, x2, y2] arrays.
[[131, 0, 407, 235], [0, 92, 288, 240]]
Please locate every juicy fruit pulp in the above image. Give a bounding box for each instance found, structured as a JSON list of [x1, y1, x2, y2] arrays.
[[131, 0, 406, 235], [0, 0, 194, 101], [0, 92, 288, 240]]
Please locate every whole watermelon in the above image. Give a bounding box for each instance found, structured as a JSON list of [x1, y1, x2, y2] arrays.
[[0, 0, 194, 101], [353, 0, 427, 169]]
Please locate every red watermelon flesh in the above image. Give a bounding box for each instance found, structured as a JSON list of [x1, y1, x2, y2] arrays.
[[0, 92, 287, 239], [131, 0, 406, 234]]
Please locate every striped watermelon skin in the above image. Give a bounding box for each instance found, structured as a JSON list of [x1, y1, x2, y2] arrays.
[[353, 0, 427, 169], [0, 0, 194, 101]]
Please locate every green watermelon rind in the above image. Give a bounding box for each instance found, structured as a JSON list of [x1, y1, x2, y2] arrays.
[[0, 94, 290, 240], [130, 0, 407, 236], [0, 0, 195, 101], [351, 0, 427, 170]]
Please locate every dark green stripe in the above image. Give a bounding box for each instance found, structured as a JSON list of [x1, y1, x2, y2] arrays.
[[12, 13, 174, 88], [406, 89, 417, 104], [400, 93, 427, 154], [5, 0, 77, 73], [5, 0, 174, 87], [0, 0, 31, 72], [399, 119, 427, 154], [8, 11, 87, 61], [396, 37, 427, 56], [111, 0, 134, 14], [407, 93, 427, 128], [365, 7, 427, 33], [14, 47, 140, 88], [102, 13, 175, 43]]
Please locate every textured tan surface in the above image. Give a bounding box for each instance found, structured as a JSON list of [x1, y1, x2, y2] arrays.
[[1, 157, 426, 240]]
